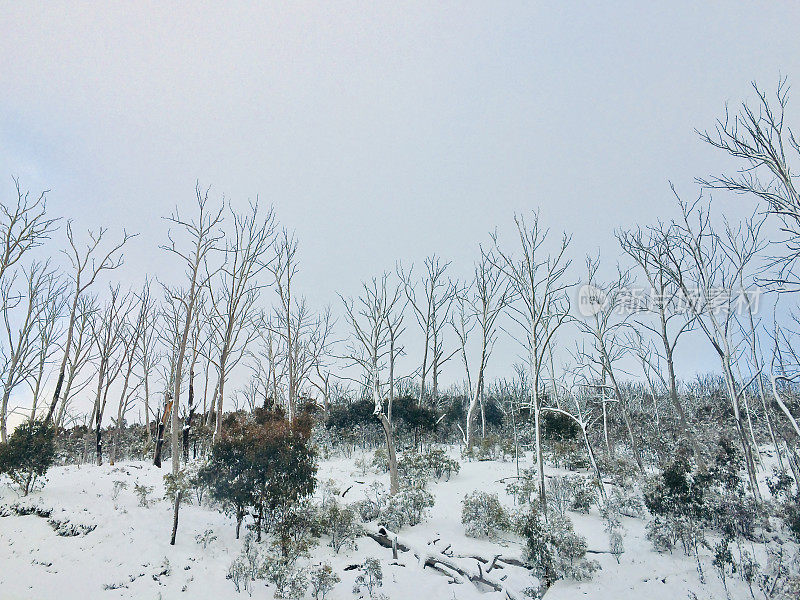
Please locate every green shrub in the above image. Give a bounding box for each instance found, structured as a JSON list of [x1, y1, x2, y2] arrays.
[[0, 420, 55, 495], [462, 491, 510, 538]]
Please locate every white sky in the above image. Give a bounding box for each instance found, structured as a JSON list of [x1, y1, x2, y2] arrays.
[[2, 2, 800, 419]]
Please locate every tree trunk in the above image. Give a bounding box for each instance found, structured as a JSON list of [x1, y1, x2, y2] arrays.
[[377, 412, 399, 495]]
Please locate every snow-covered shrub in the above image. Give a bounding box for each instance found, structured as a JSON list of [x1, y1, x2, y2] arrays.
[[227, 555, 253, 595], [319, 498, 361, 553], [461, 491, 510, 538], [372, 448, 389, 473], [354, 482, 386, 522], [265, 555, 307, 599], [397, 449, 460, 487], [463, 435, 515, 462], [354, 455, 370, 477], [643, 456, 708, 557], [112, 480, 128, 504], [352, 557, 383, 599], [506, 467, 538, 506], [601, 498, 625, 564], [195, 528, 217, 549], [547, 475, 594, 516], [134, 483, 154, 507], [609, 530, 624, 564], [517, 508, 598, 585], [0, 420, 55, 495], [163, 469, 192, 505], [379, 487, 434, 531], [309, 563, 340, 600], [606, 485, 644, 518], [269, 502, 320, 560]]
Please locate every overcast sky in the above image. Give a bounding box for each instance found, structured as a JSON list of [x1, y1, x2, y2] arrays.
[[2, 2, 800, 407]]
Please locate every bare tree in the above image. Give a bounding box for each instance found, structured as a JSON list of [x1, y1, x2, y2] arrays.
[[618, 224, 705, 466], [161, 184, 223, 545], [0, 177, 58, 286], [89, 285, 131, 466], [110, 292, 146, 465], [0, 262, 63, 440], [698, 78, 800, 290], [28, 271, 66, 421], [491, 212, 572, 515], [575, 258, 645, 473], [54, 295, 97, 431], [45, 223, 133, 425], [452, 249, 509, 448], [135, 279, 159, 443], [340, 274, 403, 494], [210, 201, 275, 436], [662, 193, 764, 500], [398, 256, 456, 404], [270, 229, 300, 420]]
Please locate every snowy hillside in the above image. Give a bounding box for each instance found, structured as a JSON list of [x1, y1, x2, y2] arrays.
[[0, 451, 774, 600]]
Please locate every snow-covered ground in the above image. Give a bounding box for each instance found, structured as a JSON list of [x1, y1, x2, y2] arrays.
[[0, 451, 767, 599]]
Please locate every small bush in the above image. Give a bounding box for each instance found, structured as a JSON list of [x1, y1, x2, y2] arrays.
[[0, 420, 55, 495], [134, 483, 154, 508], [379, 487, 434, 531], [462, 491, 510, 538], [309, 563, 339, 600], [547, 475, 595, 516], [352, 557, 383, 599], [320, 499, 361, 553], [265, 555, 307, 599], [517, 507, 598, 586]]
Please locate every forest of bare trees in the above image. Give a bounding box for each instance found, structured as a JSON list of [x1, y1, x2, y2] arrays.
[[2, 80, 800, 598]]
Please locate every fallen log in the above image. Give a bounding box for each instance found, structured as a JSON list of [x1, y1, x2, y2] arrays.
[[364, 525, 529, 600]]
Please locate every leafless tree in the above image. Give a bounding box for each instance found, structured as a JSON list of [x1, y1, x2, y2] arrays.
[[109, 291, 147, 465], [452, 249, 509, 448], [89, 285, 131, 466], [340, 274, 403, 494], [491, 212, 572, 515], [398, 255, 456, 404], [662, 193, 764, 500], [45, 223, 134, 425], [210, 201, 275, 436], [574, 258, 645, 473], [161, 184, 223, 545], [698, 78, 800, 290], [54, 295, 97, 431], [0, 262, 63, 440], [270, 229, 301, 420], [28, 270, 67, 421], [0, 177, 58, 286], [135, 279, 160, 443], [618, 224, 705, 466]]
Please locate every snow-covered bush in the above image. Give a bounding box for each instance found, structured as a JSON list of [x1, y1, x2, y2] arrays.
[[517, 508, 598, 587], [195, 528, 217, 549], [547, 475, 595, 516], [354, 481, 385, 522], [319, 498, 361, 553], [227, 555, 253, 595], [270, 501, 320, 560], [309, 563, 339, 600], [352, 557, 384, 599], [461, 491, 510, 538], [0, 420, 55, 495], [379, 487, 434, 531], [134, 483, 154, 507], [163, 469, 192, 505], [397, 449, 460, 487], [506, 467, 538, 506], [606, 485, 644, 518], [265, 555, 307, 599]]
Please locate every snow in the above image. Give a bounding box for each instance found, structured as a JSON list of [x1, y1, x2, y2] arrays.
[[0, 450, 777, 599]]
